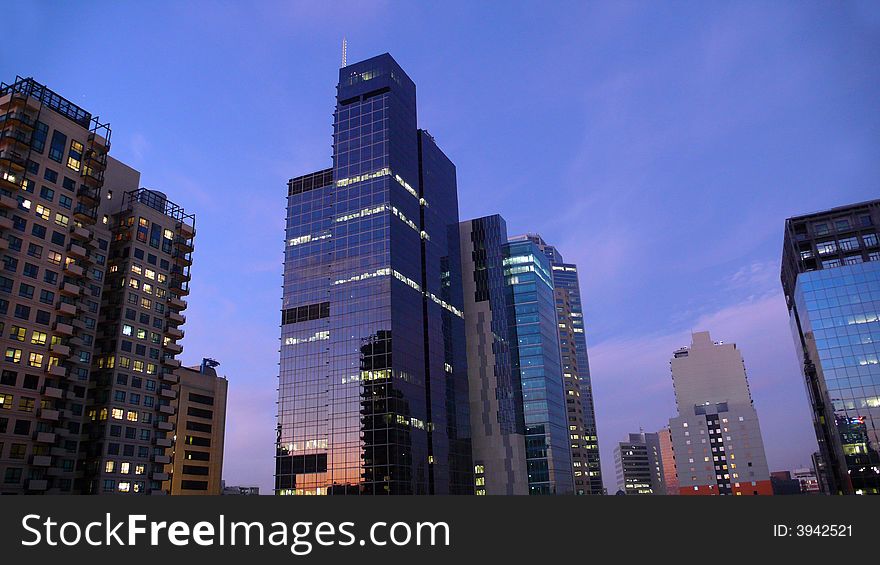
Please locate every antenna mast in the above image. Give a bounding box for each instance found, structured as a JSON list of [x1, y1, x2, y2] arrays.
[[341, 37, 347, 68]]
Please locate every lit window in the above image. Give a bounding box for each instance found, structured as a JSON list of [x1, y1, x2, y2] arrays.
[[111, 408, 124, 420]]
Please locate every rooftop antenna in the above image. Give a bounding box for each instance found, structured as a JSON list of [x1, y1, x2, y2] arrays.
[[341, 37, 347, 68]]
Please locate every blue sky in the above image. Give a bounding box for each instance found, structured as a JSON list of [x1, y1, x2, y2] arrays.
[[3, 1, 879, 493]]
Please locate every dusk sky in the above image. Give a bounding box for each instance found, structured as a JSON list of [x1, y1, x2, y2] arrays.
[[3, 1, 879, 493]]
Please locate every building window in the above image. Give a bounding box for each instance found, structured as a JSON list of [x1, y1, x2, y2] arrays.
[[48, 131, 67, 163]]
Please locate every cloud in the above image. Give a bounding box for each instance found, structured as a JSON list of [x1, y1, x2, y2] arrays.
[[590, 290, 818, 487]]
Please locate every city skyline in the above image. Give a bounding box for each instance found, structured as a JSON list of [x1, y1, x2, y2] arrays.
[[3, 1, 878, 492]]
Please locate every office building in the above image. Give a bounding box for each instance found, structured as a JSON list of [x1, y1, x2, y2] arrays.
[[613, 431, 664, 495], [276, 54, 472, 495], [459, 215, 527, 495], [658, 426, 678, 495], [668, 331, 772, 495], [510, 234, 602, 495], [781, 200, 880, 494], [169, 358, 227, 495], [503, 237, 573, 494]]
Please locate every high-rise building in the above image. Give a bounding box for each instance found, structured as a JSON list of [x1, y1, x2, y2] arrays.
[[781, 200, 880, 495], [82, 178, 195, 495], [169, 358, 227, 495], [510, 234, 603, 494], [276, 53, 472, 495], [0, 76, 112, 494], [613, 431, 664, 495], [503, 237, 573, 494], [668, 331, 772, 495], [459, 215, 527, 495], [658, 426, 678, 495], [0, 77, 196, 495]]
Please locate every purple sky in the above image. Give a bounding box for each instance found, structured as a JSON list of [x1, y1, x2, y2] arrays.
[[4, 1, 879, 492]]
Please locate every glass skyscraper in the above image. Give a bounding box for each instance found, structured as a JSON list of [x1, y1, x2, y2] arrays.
[[276, 54, 472, 495], [504, 238, 573, 494], [511, 234, 603, 494], [782, 200, 880, 494]]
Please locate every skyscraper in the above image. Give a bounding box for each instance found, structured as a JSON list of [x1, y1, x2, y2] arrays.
[[668, 331, 772, 495], [781, 200, 880, 495], [510, 234, 603, 494], [613, 432, 664, 495], [459, 215, 527, 495], [82, 174, 196, 495], [0, 76, 112, 494], [504, 237, 573, 494], [276, 54, 472, 495]]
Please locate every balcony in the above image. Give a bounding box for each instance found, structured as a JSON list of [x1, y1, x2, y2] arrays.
[[0, 216, 13, 230], [162, 358, 181, 369], [0, 193, 16, 208], [54, 322, 74, 336], [165, 327, 184, 340], [160, 388, 177, 400], [27, 480, 48, 491], [35, 431, 56, 443], [0, 110, 36, 129], [0, 238, 7, 251], [38, 408, 60, 421], [153, 454, 171, 465], [0, 129, 31, 149], [70, 225, 91, 240], [0, 149, 27, 170], [152, 472, 170, 482], [73, 204, 97, 225], [67, 243, 88, 259], [56, 302, 77, 316], [32, 455, 52, 467], [63, 262, 85, 277], [169, 276, 189, 295], [174, 236, 194, 254], [60, 282, 81, 296], [157, 421, 174, 432], [51, 343, 71, 357], [165, 343, 183, 355], [177, 221, 195, 238], [168, 297, 187, 311], [43, 386, 63, 399], [49, 447, 67, 457], [46, 365, 66, 378], [167, 311, 186, 325], [161, 372, 179, 384], [173, 251, 193, 267], [156, 437, 172, 448], [76, 184, 100, 207], [159, 404, 176, 416]]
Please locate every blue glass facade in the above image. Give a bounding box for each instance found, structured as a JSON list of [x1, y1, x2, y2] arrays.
[[504, 239, 573, 494], [791, 262, 880, 494], [276, 54, 472, 495], [783, 200, 880, 494]]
